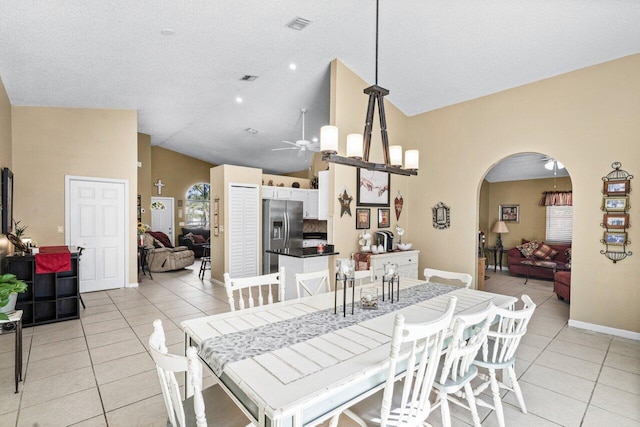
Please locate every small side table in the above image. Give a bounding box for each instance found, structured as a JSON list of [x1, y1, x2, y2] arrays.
[[138, 246, 153, 280], [484, 247, 507, 272], [0, 310, 23, 393]]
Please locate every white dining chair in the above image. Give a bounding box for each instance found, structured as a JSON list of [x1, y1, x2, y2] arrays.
[[149, 319, 254, 427], [424, 268, 473, 289], [472, 295, 536, 427], [328, 296, 458, 427], [431, 302, 496, 427], [353, 269, 374, 286], [295, 269, 330, 298], [223, 267, 285, 311]]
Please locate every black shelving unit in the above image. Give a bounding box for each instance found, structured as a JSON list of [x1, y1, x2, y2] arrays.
[[6, 253, 80, 327]]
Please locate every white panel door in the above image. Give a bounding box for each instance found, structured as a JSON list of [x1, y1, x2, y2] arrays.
[[151, 197, 175, 245], [68, 178, 126, 293], [228, 184, 259, 278]]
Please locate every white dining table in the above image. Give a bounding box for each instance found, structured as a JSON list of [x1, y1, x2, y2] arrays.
[[181, 278, 517, 427]]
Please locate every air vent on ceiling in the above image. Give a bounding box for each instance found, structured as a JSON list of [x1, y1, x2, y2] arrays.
[[245, 128, 258, 134], [240, 75, 258, 81], [286, 17, 312, 30]]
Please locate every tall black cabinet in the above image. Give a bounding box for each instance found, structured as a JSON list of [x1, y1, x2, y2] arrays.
[[6, 253, 80, 327]]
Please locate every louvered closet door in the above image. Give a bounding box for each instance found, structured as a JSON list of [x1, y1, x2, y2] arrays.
[[228, 184, 259, 278]]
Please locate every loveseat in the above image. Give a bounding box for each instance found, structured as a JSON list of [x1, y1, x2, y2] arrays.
[[507, 240, 571, 280], [178, 227, 210, 258], [143, 232, 195, 272]]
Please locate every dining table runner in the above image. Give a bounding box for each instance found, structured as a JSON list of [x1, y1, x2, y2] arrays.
[[199, 282, 456, 376]]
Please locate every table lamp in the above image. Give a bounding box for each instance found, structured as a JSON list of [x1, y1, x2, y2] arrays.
[[491, 220, 509, 249]]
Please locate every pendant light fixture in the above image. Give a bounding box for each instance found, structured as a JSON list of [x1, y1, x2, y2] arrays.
[[320, 0, 419, 176]]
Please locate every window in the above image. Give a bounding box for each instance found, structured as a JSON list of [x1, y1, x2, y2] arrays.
[[185, 183, 210, 228], [545, 205, 572, 243]]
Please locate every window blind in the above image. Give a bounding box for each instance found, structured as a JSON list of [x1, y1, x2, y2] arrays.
[[546, 205, 573, 243]]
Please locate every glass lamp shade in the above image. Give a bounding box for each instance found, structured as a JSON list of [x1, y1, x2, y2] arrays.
[[346, 134, 364, 159], [320, 125, 339, 153], [389, 145, 403, 167], [405, 150, 419, 170]]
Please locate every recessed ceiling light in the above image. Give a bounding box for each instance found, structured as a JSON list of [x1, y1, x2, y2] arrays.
[[289, 63, 297, 70], [236, 97, 243, 103], [312, 137, 318, 142], [160, 28, 176, 36]]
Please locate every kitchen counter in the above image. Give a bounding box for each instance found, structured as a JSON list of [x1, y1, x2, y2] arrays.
[[266, 247, 339, 259]]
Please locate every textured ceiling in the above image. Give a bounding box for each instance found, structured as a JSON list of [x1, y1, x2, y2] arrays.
[[1, 1, 639, 175], [485, 153, 570, 183]]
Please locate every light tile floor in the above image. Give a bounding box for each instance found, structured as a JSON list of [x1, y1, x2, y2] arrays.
[[0, 267, 638, 426]]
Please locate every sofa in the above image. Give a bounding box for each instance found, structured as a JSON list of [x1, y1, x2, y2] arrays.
[[143, 232, 195, 272], [554, 271, 571, 302], [507, 240, 571, 280], [178, 227, 210, 258]]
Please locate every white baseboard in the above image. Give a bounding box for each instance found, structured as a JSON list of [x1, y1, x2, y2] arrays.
[[126, 282, 139, 288], [569, 319, 640, 341]]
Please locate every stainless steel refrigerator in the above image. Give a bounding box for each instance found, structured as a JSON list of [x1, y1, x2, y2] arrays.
[[262, 199, 304, 274]]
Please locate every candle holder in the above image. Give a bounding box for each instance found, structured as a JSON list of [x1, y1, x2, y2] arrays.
[[381, 262, 400, 303], [335, 259, 356, 317], [360, 287, 379, 309]]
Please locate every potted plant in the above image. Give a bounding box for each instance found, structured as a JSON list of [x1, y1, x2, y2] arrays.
[[0, 273, 27, 320]]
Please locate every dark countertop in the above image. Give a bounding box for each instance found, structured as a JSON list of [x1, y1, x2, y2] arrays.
[[266, 248, 340, 258]]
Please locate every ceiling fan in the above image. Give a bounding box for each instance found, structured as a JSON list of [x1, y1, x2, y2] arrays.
[[540, 155, 565, 171], [272, 108, 320, 157]]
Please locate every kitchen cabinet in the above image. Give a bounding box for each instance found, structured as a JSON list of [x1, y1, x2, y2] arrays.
[[318, 170, 329, 220], [355, 250, 420, 281], [262, 186, 292, 200], [291, 188, 319, 219]]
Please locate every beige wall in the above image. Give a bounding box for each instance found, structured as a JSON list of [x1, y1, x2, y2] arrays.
[[329, 60, 411, 267], [11, 106, 139, 285], [483, 177, 572, 256], [331, 55, 639, 333], [137, 133, 152, 226], [149, 146, 215, 242], [405, 55, 639, 333], [209, 164, 263, 283], [0, 77, 11, 264]]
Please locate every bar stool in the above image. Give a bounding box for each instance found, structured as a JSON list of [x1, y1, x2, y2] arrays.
[[199, 244, 211, 280]]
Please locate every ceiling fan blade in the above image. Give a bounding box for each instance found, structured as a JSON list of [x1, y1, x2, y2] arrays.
[[272, 147, 298, 151], [281, 140, 298, 147]]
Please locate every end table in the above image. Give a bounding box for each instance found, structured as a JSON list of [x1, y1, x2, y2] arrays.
[[0, 310, 23, 393]]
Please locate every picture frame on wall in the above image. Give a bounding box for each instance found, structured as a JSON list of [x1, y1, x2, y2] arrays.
[[2, 167, 13, 234], [603, 179, 630, 196], [603, 231, 627, 246], [355, 208, 370, 230], [378, 208, 390, 228], [603, 196, 628, 212], [499, 204, 519, 222], [603, 213, 629, 229], [357, 168, 390, 207]]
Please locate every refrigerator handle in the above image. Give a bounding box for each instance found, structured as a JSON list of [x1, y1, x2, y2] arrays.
[[284, 211, 289, 246]]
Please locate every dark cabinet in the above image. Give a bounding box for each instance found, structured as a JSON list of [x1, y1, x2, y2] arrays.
[[6, 254, 80, 327]]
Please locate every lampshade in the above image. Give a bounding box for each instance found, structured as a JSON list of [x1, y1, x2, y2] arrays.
[[491, 220, 509, 234], [346, 134, 364, 159], [320, 125, 338, 153], [405, 150, 419, 170], [389, 145, 403, 167]]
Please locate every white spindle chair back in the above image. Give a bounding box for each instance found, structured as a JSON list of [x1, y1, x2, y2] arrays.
[[149, 319, 207, 427], [424, 268, 473, 289], [295, 269, 330, 298], [224, 267, 285, 311]]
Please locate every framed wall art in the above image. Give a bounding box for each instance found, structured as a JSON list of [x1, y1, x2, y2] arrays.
[[603, 197, 628, 212], [2, 167, 13, 234], [355, 208, 370, 230], [499, 204, 519, 222], [603, 231, 627, 246], [603, 213, 628, 230], [377, 208, 390, 228], [603, 180, 630, 196], [357, 168, 390, 207]]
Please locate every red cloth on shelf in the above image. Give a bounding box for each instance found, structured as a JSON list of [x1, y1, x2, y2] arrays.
[[35, 246, 71, 274]]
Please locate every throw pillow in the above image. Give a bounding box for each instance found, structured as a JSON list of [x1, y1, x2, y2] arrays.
[[184, 232, 195, 243], [517, 240, 539, 259], [533, 243, 558, 260], [193, 234, 206, 244]]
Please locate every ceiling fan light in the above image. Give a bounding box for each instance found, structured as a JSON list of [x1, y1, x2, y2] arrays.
[[556, 161, 565, 169], [544, 160, 554, 170], [320, 125, 338, 154], [347, 134, 363, 159]]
